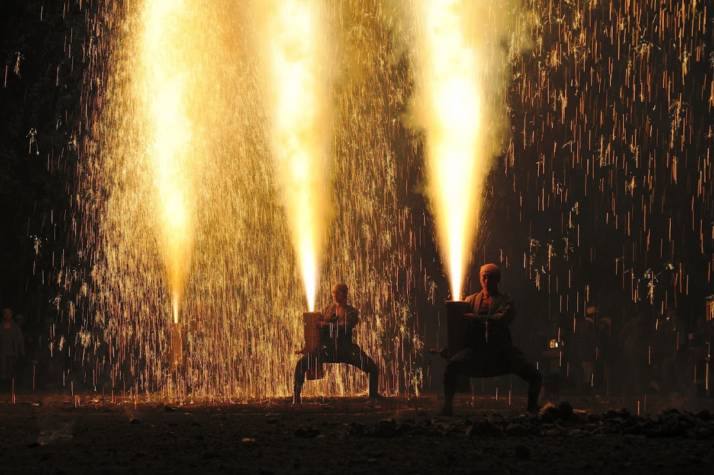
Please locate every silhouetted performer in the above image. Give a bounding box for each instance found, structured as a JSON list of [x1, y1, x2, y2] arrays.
[[293, 283, 379, 403], [441, 264, 542, 415]]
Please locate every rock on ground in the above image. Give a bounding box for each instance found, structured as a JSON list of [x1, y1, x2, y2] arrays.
[[1, 394, 713, 474]]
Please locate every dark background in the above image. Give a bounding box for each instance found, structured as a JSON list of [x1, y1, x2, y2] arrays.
[[0, 0, 84, 374]]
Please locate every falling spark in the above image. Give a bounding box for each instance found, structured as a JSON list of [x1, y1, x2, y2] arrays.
[[260, 0, 333, 312], [409, 0, 529, 299]]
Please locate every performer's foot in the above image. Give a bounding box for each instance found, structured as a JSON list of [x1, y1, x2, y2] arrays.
[[368, 393, 386, 401], [292, 395, 302, 406]]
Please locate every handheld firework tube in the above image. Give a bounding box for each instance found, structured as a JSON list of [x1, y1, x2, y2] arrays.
[[446, 300, 472, 355], [169, 322, 184, 369], [302, 312, 325, 380], [446, 300, 472, 392]]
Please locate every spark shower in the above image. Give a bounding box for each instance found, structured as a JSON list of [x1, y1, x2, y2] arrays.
[[71, 0, 531, 400]]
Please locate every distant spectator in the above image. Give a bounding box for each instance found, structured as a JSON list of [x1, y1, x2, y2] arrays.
[[620, 306, 649, 398], [595, 314, 615, 395], [0, 308, 24, 384], [571, 306, 597, 392]]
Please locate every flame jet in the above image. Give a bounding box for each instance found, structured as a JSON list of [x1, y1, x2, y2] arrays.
[[137, 0, 197, 323], [260, 0, 333, 311], [410, 0, 528, 299]]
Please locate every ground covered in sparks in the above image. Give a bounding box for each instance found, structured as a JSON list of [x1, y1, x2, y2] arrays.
[[2, 395, 714, 474]]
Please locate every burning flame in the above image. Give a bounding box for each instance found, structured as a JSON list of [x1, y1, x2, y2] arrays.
[[410, 0, 527, 299], [137, 0, 197, 323], [261, 0, 332, 311]]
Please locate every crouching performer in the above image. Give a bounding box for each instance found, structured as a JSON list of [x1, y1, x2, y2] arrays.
[[293, 283, 380, 403], [441, 263, 542, 415]]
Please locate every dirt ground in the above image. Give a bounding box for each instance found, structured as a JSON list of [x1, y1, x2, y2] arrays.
[[1, 393, 714, 474]]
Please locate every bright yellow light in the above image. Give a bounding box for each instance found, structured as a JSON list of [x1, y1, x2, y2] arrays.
[[262, 0, 332, 311], [137, 0, 196, 322], [411, 0, 527, 300], [414, 0, 484, 300], [172, 293, 180, 325]]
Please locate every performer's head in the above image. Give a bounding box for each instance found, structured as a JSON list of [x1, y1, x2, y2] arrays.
[[332, 283, 349, 305], [479, 263, 501, 295]]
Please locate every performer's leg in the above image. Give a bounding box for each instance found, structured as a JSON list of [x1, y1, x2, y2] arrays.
[[293, 355, 310, 404], [359, 349, 380, 398], [509, 347, 542, 413], [339, 345, 380, 398], [442, 348, 476, 415]]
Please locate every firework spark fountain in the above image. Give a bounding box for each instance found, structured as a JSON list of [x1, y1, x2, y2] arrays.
[[408, 0, 530, 299], [73, 0, 421, 399], [137, 0, 197, 325], [259, 0, 333, 312], [20, 0, 710, 404]]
